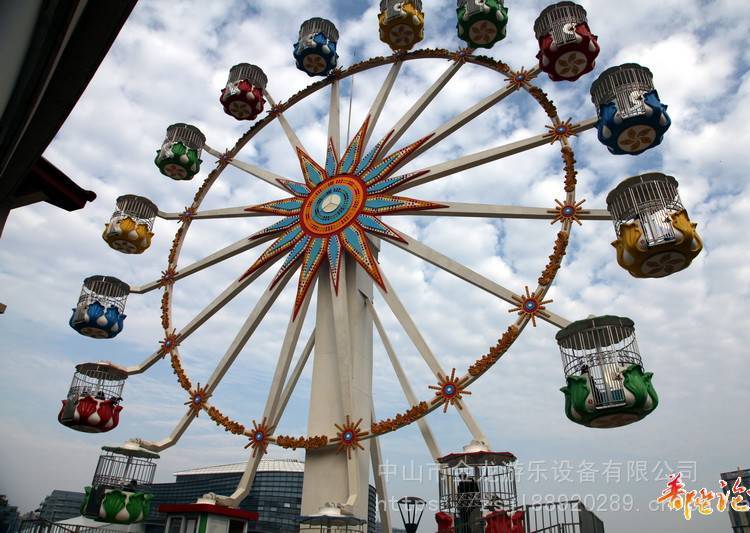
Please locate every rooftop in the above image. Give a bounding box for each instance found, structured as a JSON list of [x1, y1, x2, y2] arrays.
[[174, 458, 305, 477]]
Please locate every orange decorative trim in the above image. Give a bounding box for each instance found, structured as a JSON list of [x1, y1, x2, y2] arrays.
[[275, 434, 329, 450], [526, 86, 557, 119], [170, 351, 192, 392], [538, 231, 569, 287], [562, 147, 577, 192], [159, 267, 178, 288], [204, 405, 246, 435], [371, 402, 430, 435], [468, 325, 519, 377]]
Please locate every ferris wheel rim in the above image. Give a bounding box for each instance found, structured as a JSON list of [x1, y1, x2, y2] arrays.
[[146, 47, 586, 454]]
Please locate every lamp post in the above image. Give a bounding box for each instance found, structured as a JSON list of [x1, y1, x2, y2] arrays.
[[397, 497, 426, 533]]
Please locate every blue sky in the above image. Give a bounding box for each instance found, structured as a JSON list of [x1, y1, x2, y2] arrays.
[[1, 1, 749, 532]]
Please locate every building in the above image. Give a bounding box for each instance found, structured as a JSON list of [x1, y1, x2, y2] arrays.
[[721, 467, 750, 532], [37, 491, 85, 524], [146, 459, 377, 533], [0, 495, 20, 533]]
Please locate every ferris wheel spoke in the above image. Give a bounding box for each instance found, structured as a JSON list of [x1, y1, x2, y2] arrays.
[[376, 270, 488, 444], [128, 233, 277, 294], [378, 60, 465, 158], [383, 230, 572, 328], [204, 144, 288, 192], [218, 287, 315, 507], [369, 425, 393, 533], [264, 90, 307, 154], [389, 201, 611, 221], [366, 297, 441, 460], [363, 61, 403, 148], [131, 410, 198, 453], [390, 116, 598, 193], [126, 249, 286, 375], [203, 266, 300, 395], [272, 332, 315, 425], [328, 79, 341, 153], [157, 206, 271, 220]]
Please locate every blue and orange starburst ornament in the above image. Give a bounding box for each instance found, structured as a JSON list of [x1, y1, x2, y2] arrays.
[[429, 368, 471, 412], [244, 417, 275, 457], [333, 415, 368, 459], [240, 115, 444, 317], [508, 286, 552, 327]]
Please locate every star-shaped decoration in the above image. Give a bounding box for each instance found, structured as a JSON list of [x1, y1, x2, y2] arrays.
[[505, 67, 536, 90], [333, 415, 368, 459], [240, 115, 444, 317], [159, 267, 178, 288], [549, 199, 587, 226], [429, 368, 471, 412], [244, 417, 276, 457], [508, 286, 552, 327], [545, 119, 577, 145], [450, 48, 475, 63], [184, 383, 210, 415], [159, 330, 181, 356], [217, 150, 233, 166], [269, 103, 286, 117], [178, 207, 196, 223]]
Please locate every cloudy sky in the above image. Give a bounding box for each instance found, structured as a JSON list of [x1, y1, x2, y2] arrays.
[[1, 1, 749, 532]]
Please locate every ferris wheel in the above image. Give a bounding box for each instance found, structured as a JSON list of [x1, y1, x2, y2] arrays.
[[58, 1, 703, 531]]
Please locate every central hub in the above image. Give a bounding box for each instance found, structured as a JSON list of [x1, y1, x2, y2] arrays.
[[301, 175, 366, 236]]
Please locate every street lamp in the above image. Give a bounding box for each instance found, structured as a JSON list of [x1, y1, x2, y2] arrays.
[[397, 497, 426, 533]]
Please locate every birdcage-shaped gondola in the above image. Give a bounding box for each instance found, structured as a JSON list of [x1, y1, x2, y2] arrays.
[[81, 444, 158, 524], [102, 195, 158, 255], [379, 0, 424, 51], [456, 0, 508, 50], [534, 2, 599, 82], [294, 18, 339, 77], [590, 63, 671, 155], [220, 63, 268, 121], [58, 362, 127, 433], [607, 173, 703, 278], [69, 276, 129, 339], [557, 316, 658, 429], [438, 444, 517, 533], [154, 123, 206, 180]]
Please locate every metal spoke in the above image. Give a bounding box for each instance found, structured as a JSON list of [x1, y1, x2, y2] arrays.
[[378, 60, 465, 158], [366, 297, 441, 460], [376, 270, 489, 443], [157, 206, 270, 220], [218, 281, 315, 506], [132, 411, 196, 453], [363, 61, 403, 148], [370, 415, 392, 533], [129, 233, 276, 295], [383, 229, 572, 328], [204, 144, 287, 192], [329, 79, 341, 153], [265, 90, 307, 154], [204, 267, 298, 394], [393, 117, 598, 193], [126, 247, 285, 375], [273, 333, 315, 424], [389, 201, 611, 221]]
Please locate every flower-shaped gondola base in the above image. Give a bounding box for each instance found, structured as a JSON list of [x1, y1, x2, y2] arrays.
[[294, 34, 338, 77], [58, 396, 122, 433], [560, 364, 658, 429], [612, 210, 703, 278], [221, 81, 266, 121], [82, 486, 152, 524], [378, 5, 424, 51], [103, 217, 154, 255], [537, 23, 599, 82], [70, 302, 126, 339], [155, 142, 202, 181], [456, 0, 508, 49], [596, 91, 671, 155]]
